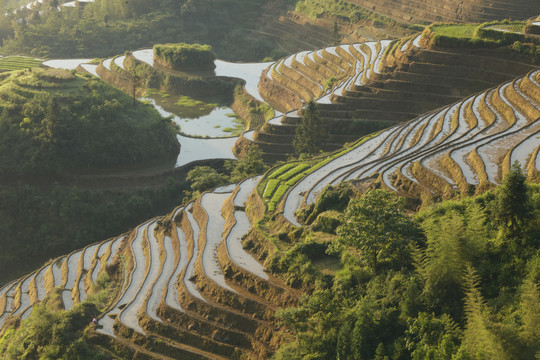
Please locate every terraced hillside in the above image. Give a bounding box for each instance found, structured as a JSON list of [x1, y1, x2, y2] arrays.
[[276, 69, 540, 224], [1, 65, 539, 358], [0, 178, 299, 359], [247, 29, 539, 162], [341, 0, 538, 25]]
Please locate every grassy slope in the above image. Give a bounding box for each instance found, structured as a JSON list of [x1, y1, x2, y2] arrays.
[[0, 68, 178, 176]]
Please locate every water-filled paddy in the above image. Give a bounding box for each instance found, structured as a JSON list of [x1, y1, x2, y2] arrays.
[[144, 92, 244, 138], [41, 54, 273, 169]]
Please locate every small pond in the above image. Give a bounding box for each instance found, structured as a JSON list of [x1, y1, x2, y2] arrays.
[[143, 91, 244, 138]]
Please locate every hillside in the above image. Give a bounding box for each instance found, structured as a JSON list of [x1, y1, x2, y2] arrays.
[[0, 68, 178, 176], [0, 62, 538, 358], [246, 22, 540, 162], [0, 1, 539, 359]]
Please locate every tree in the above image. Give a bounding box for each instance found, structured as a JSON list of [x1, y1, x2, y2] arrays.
[[334, 190, 417, 273], [330, 20, 341, 46], [293, 99, 327, 155], [225, 145, 265, 182], [493, 161, 531, 237], [128, 69, 142, 106], [186, 166, 227, 193], [459, 265, 508, 360]]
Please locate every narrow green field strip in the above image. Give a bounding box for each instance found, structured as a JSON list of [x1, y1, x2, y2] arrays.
[[0, 56, 42, 73], [262, 131, 381, 212], [278, 163, 310, 181], [268, 162, 297, 179], [263, 179, 280, 199]]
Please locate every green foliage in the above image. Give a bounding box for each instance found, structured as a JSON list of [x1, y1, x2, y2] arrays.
[[263, 179, 280, 199], [333, 190, 418, 273], [270, 184, 290, 204], [406, 312, 461, 359], [458, 265, 509, 360], [262, 161, 311, 211], [225, 145, 266, 183], [274, 183, 540, 359], [511, 41, 540, 59], [493, 162, 531, 237], [268, 163, 297, 179], [295, 0, 369, 23], [0, 56, 42, 72], [267, 237, 328, 287], [297, 182, 357, 224], [0, 0, 275, 61], [174, 95, 218, 116], [430, 24, 478, 38], [424, 21, 538, 52], [154, 43, 215, 69], [0, 69, 177, 176], [293, 100, 327, 155], [312, 211, 341, 234], [185, 166, 228, 193], [0, 286, 112, 359], [278, 164, 310, 181]]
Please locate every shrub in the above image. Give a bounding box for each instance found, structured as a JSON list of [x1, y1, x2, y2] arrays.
[[154, 43, 216, 70], [313, 211, 342, 234]]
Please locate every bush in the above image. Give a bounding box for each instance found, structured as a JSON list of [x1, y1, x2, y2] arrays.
[[313, 211, 342, 234], [154, 43, 216, 70]]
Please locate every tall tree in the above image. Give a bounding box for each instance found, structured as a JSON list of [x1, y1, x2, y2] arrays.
[[334, 189, 417, 273], [293, 99, 327, 155], [459, 265, 508, 360], [225, 145, 265, 182], [493, 161, 531, 237]]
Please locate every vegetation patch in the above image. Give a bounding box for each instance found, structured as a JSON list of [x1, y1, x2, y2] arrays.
[[272, 167, 540, 359], [0, 56, 42, 73], [175, 95, 218, 116], [430, 24, 478, 38], [0, 68, 178, 176], [259, 132, 378, 212], [0, 271, 118, 359], [424, 21, 538, 57], [154, 43, 216, 70]]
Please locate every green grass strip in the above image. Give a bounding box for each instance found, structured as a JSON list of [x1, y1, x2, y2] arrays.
[[268, 163, 297, 179], [278, 163, 310, 181], [286, 172, 309, 186], [263, 131, 380, 211], [270, 184, 290, 204], [263, 179, 280, 199]]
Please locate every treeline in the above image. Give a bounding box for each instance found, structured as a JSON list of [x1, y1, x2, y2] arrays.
[[0, 0, 279, 61], [272, 165, 539, 359], [0, 69, 178, 176]]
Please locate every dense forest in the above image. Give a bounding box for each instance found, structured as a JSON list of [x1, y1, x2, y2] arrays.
[[0, 0, 283, 60], [0, 68, 178, 176]]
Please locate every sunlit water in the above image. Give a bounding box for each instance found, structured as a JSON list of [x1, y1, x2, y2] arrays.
[[40, 55, 273, 168], [144, 95, 243, 138]]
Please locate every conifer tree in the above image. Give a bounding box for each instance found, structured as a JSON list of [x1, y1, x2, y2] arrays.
[[460, 265, 508, 360], [519, 261, 540, 351], [293, 99, 327, 155], [494, 161, 531, 237]]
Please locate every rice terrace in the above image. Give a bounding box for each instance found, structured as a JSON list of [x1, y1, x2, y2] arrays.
[[0, 0, 539, 359]]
